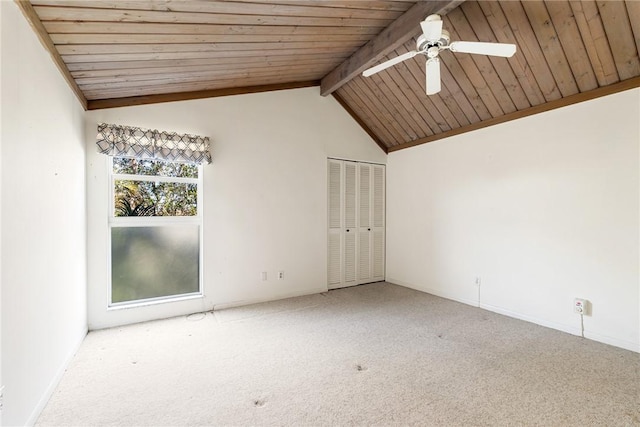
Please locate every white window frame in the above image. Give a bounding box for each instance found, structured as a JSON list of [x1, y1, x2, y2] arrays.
[[107, 156, 204, 309]]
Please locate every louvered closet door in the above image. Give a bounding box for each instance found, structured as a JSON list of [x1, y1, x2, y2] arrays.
[[328, 159, 384, 289], [343, 161, 358, 288], [358, 164, 372, 283], [327, 160, 343, 288], [371, 164, 385, 281]]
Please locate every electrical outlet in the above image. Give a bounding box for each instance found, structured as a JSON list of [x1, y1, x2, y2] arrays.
[[475, 276, 481, 286], [574, 298, 588, 315], [261, 272, 267, 281], [278, 271, 284, 280], [0, 385, 4, 413]]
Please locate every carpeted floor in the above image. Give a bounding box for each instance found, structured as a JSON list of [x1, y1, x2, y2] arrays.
[[37, 282, 640, 426]]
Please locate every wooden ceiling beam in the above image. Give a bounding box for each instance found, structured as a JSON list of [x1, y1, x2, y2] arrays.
[[319, 0, 464, 96]]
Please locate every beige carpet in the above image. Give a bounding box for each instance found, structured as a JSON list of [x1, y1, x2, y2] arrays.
[[37, 282, 640, 426]]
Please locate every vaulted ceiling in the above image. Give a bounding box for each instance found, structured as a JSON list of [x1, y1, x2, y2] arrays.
[[17, 0, 640, 152]]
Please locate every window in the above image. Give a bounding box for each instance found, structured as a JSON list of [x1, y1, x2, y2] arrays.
[[109, 157, 203, 306]]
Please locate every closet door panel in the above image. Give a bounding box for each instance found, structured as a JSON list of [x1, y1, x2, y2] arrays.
[[358, 230, 371, 281], [328, 160, 342, 230], [358, 164, 372, 283], [344, 162, 357, 230], [373, 165, 385, 228], [344, 231, 357, 285], [359, 165, 370, 228], [373, 229, 385, 279], [327, 160, 343, 289], [343, 161, 358, 286], [371, 165, 385, 281], [328, 233, 342, 287]]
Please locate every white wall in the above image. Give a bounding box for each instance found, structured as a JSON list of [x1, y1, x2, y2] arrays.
[[0, 2, 3, 424], [86, 87, 386, 329], [387, 88, 640, 352], [0, 2, 88, 425]]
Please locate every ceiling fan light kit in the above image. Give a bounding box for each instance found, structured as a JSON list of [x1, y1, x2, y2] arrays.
[[363, 14, 517, 96]]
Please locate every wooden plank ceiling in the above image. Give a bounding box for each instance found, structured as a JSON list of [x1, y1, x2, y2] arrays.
[[19, 0, 640, 152]]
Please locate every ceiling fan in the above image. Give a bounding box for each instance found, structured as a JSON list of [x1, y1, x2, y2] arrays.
[[362, 14, 516, 95]]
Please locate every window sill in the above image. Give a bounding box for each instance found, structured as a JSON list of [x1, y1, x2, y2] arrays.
[[107, 292, 204, 311]]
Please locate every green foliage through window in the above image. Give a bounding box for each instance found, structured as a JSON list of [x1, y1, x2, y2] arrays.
[[113, 157, 198, 178], [114, 180, 197, 217], [113, 158, 198, 217]]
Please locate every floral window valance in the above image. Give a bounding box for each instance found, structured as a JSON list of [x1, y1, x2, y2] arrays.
[[96, 123, 212, 165]]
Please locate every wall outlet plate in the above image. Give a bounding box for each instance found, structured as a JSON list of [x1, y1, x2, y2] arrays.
[[574, 298, 588, 315]]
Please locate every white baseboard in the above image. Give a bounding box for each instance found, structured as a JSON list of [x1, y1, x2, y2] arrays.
[[389, 279, 640, 354], [387, 278, 479, 308], [26, 328, 88, 426], [480, 302, 640, 353], [479, 302, 581, 336], [583, 330, 640, 353], [213, 286, 328, 311]]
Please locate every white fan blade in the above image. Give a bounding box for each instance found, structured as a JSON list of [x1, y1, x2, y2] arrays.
[[362, 51, 418, 77], [426, 57, 441, 95], [420, 15, 443, 42], [449, 41, 516, 57]]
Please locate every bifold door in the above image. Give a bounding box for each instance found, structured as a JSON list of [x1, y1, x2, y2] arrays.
[[328, 159, 385, 290]]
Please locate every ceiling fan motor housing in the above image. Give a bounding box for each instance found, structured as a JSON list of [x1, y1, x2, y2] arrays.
[[417, 29, 450, 53]]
